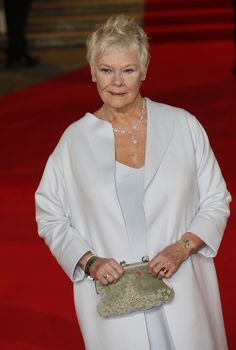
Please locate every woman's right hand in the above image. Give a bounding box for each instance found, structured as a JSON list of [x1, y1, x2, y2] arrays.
[[90, 257, 125, 285], [79, 252, 124, 285]]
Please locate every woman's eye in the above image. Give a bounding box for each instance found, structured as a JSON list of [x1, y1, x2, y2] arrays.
[[124, 69, 134, 73], [101, 68, 112, 74]]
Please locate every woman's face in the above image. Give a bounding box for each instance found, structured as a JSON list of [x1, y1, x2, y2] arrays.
[[91, 48, 146, 111]]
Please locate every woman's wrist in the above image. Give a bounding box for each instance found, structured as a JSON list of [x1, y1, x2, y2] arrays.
[[79, 252, 95, 270], [180, 232, 205, 257], [84, 255, 100, 275], [79, 251, 101, 276]]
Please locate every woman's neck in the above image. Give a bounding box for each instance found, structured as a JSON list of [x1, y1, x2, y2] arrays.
[[102, 95, 144, 127]]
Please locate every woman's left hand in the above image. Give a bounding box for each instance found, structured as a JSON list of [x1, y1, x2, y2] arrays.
[[147, 241, 190, 279]]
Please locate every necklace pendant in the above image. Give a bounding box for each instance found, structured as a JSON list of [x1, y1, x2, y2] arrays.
[[132, 139, 138, 144]]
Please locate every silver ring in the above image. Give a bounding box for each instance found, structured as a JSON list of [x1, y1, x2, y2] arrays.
[[105, 274, 111, 280]]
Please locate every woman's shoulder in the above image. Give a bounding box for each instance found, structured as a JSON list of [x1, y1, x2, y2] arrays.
[[146, 98, 194, 121], [54, 112, 102, 148], [146, 98, 207, 141], [63, 112, 95, 137], [49, 113, 95, 159]]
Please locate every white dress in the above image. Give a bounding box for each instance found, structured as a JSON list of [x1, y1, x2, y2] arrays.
[[115, 161, 175, 350]]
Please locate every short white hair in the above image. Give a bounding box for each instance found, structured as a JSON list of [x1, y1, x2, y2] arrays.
[[86, 15, 150, 71]]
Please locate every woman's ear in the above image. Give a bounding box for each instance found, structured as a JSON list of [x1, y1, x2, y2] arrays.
[[141, 72, 146, 81], [141, 75, 146, 81], [90, 65, 96, 82], [141, 58, 150, 81]]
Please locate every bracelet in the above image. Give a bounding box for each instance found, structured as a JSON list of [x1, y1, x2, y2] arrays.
[[81, 253, 96, 270], [84, 255, 99, 275], [181, 238, 195, 252]]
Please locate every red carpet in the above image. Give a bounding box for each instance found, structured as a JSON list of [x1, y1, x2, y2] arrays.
[[0, 4, 236, 349], [144, 0, 234, 42]]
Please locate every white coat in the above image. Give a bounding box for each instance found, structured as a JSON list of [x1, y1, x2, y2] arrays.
[[35, 98, 231, 350]]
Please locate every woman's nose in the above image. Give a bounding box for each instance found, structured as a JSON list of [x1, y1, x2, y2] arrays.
[[113, 72, 123, 86]]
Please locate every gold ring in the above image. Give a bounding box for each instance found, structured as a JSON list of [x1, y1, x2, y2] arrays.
[[160, 267, 168, 274]]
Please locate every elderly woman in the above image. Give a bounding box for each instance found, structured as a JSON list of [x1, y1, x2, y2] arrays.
[[35, 16, 231, 350]]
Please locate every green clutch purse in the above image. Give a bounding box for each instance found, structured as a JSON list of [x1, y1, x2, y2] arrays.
[[95, 262, 174, 318]]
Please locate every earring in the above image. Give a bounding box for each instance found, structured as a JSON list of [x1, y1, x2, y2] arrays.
[[92, 76, 96, 82]]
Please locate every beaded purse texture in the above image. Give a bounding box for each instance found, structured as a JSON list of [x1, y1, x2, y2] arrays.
[[95, 262, 174, 318]]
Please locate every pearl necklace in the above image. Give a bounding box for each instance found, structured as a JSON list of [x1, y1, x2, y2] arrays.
[[102, 98, 146, 144]]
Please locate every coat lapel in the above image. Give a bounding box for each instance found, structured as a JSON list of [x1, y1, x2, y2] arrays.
[[85, 112, 115, 174], [144, 98, 175, 190]]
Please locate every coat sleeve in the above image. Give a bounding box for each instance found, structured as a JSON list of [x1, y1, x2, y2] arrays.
[[186, 115, 231, 257], [35, 154, 93, 282]]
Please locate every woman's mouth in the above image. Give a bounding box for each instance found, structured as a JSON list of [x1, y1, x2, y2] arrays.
[[109, 92, 126, 96]]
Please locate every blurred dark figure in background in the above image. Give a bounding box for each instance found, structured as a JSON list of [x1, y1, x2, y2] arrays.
[[3, 0, 39, 68]]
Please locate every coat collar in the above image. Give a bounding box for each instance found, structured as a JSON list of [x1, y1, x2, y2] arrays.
[[84, 98, 175, 191], [144, 98, 175, 190]]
